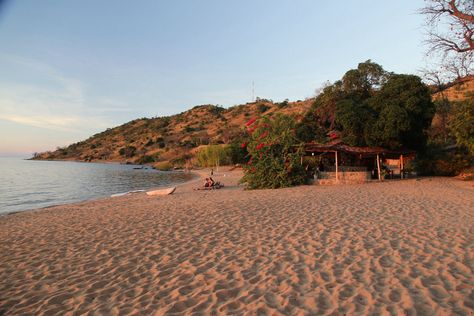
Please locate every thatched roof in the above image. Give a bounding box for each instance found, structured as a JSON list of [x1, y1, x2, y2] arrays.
[[303, 140, 415, 159]]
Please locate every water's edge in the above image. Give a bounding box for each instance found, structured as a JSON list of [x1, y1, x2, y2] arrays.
[[0, 158, 198, 216], [0, 171, 200, 217]]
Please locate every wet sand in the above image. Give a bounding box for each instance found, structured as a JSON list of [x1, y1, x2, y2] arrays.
[[0, 171, 473, 315]]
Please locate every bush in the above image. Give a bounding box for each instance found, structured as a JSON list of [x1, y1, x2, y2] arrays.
[[415, 145, 473, 176], [228, 137, 249, 164], [450, 96, 474, 155], [170, 154, 192, 167], [277, 99, 289, 108], [145, 139, 154, 147], [154, 161, 173, 171], [256, 103, 270, 113], [136, 154, 159, 164], [119, 146, 137, 158], [241, 114, 306, 189], [184, 125, 195, 133]]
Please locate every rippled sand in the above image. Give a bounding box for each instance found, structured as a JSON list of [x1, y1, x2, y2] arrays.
[[0, 172, 473, 315]]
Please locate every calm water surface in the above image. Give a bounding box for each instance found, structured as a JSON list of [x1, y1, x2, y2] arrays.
[[0, 157, 194, 214]]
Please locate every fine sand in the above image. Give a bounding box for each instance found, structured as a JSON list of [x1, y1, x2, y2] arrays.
[[0, 170, 473, 315]]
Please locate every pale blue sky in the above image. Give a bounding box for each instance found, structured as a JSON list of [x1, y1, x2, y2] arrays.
[[0, 0, 427, 154]]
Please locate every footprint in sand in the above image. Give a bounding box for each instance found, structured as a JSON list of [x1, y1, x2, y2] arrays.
[[429, 285, 450, 302], [339, 284, 356, 301], [388, 289, 402, 303]]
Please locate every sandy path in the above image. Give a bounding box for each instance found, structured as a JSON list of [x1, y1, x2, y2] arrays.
[[0, 174, 473, 315]]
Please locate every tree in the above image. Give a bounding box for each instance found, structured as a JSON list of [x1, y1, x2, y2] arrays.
[[421, 0, 474, 78], [196, 145, 230, 167], [299, 60, 389, 143], [341, 60, 389, 97], [335, 99, 374, 146], [241, 114, 306, 189], [302, 62, 435, 151], [366, 75, 435, 150], [422, 1, 474, 54], [450, 94, 474, 154]]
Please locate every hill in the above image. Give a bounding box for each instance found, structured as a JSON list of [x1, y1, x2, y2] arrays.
[[431, 75, 474, 101], [32, 99, 312, 167]]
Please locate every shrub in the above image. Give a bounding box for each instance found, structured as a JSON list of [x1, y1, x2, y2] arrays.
[[179, 140, 197, 148], [277, 99, 289, 108], [136, 154, 159, 164], [184, 125, 195, 133], [170, 154, 192, 167], [450, 96, 474, 155], [154, 161, 173, 171], [119, 146, 137, 158], [228, 137, 249, 164], [415, 144, 473, 176], [256, 103, 270, 113], [145, 139, 154, 147], [241, 114, 306, 189]]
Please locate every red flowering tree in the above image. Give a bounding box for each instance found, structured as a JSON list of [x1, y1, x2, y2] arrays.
[[241, 114, 306, 189]]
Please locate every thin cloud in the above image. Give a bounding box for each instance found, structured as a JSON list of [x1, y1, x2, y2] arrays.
[[0, 55, 130, 132]]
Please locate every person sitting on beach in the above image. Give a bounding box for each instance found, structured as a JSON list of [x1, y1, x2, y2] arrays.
[[195, 177, 224, 190]]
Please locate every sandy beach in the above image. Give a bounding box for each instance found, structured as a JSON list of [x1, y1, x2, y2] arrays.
[[0, 170, 473, 315]]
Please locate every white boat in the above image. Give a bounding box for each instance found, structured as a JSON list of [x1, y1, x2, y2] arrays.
[[146, 186, 176, 196], [111, 189, 145, 197]]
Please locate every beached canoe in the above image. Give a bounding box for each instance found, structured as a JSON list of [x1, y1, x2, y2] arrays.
[[146, 186, 176, 196], [111, 189, 145, 197]]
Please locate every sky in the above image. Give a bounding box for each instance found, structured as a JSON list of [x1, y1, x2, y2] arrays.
[[0, 0, 428, 154]]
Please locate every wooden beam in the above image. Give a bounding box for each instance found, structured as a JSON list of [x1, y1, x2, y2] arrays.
[[335, 151, 339, 182], [376, 154, 381, 181], [400, 154, 404, 179]]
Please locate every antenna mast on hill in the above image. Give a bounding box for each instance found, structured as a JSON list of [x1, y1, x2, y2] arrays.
[[252, 81, 255, 102]]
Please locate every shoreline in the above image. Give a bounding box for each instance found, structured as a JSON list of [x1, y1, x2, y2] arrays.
[[0, 163, 205, 217], [0, 167, 236, 218]]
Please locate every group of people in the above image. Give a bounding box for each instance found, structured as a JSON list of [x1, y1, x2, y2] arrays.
[[204, 177, 215, 188], [195, 175, 224, 190]]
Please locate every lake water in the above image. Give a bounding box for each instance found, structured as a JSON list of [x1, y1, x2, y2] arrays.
[[0, 157, 194, 215]]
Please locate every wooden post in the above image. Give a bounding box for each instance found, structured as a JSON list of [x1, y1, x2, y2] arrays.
[[400, 154, 404, 179], [335, 151, 339, 182], [376, 154, 381, 181]]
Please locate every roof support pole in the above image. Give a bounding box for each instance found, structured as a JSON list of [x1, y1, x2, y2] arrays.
[[400, 154, 404, 179], [376, 154, 381, 181], [335, 151, 339, 182]]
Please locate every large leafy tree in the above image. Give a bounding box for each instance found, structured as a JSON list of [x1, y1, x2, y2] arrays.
[[366, 75, 435, 150], [300, 62, 435, 151], [334, 99, 374, 146], [298, 60, 388, 142]]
